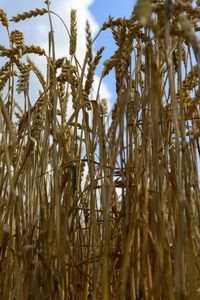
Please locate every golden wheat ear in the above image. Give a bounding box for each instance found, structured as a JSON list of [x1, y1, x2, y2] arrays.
[[10, 8, 48, 23], [69, 9, 77, 56], [0, 9, 9, 29]]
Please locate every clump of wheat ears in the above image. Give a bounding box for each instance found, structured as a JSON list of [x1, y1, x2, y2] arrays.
[[0, 0, 200, 299]]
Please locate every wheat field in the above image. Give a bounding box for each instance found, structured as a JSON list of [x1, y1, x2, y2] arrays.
[[0, 0, 200, 299]]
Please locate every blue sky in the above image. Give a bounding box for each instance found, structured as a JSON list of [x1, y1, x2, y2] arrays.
[[0, 0, 135, 109]]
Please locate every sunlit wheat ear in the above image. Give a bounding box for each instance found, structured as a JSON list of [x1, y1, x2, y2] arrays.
[[13, 99, 23, 116], [0, 70, 17, 91], [10, 8, 48, 23], [0, 45, 20, 58], [16, 64, 30, 94], [23, 45, 47, 56], [85, 20, 93, 67], [69, 9, 77, 56], [32, 94, 47, 140], [58, 59, 78, 109], [0, 9, 9, 30], [58, 82, 68, 124], [107, 101, 119, 160], [83, 20, 93, 108], [84, 46, 104, 105], [0, 45, 46, 60], [55, 57, 65, 69], [27, 56, 46, 89], [0, 96, 16, 147], [58, 59, 77, 83], [100, 98, 108, 116], [10, 30, 24, 49], [102, 53, 118, 78], [0, 61, 11, 77], [183, 66, 198, 92], [17, 90, 47, 140]]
